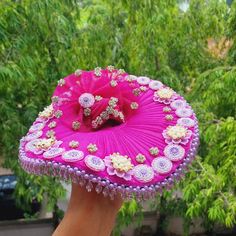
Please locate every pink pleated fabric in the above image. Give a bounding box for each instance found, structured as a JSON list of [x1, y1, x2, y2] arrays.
[[19, 67, 199, 200]]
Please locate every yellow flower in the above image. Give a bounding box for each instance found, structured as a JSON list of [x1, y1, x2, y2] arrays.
[[110, 153, 133, 172], [166, 125, 187, 140], [156, 88, 174, 99], [87, 143, 98, 153], [39, 104, 54, 118], [35, 137, 55, 150]]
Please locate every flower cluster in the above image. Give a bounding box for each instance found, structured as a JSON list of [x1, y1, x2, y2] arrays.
[[163, 125, 192, 145], [91, 97, 125, 129], [25, 137, 62, 155], [38, 104, 54, 119], [153, 87, 176, 104], [104, 153, 133, 180]]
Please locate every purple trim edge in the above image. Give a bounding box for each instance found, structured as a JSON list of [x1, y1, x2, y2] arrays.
[[18, 114, 199, 202]]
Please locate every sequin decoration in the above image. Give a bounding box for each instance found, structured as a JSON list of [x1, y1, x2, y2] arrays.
[[170, 99, 186, 110], [175, 108, 193, 118], [29, 123, 45, 133], [149, 80, 163, 90], [62, 150, 84, 162], [177, 118, 195, 127], [133, 164, 154, 183], [85, 155, 105, 172], [152, 157, 173, 174], [78, 93, 95, 108], [25, 140, 40, 153], [137, 76, 150, 85], [164, 144, 185, 162], [25, 130, 43, 141], [43, 148, 65, 159]]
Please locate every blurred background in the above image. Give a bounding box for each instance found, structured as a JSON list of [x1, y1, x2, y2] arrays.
[[0, 0, 235, 235]]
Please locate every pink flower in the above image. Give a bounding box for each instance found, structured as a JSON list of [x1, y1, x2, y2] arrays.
[[153, 87, 177, 104], [104, 153, 133, 181], [162, 125, 192, 145], [25, 138, 62, 155]]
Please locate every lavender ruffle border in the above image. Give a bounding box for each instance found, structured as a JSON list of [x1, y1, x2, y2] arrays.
[[18, 115, 199, 202]]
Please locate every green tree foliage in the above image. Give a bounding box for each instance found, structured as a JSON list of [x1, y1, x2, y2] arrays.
[[0, 0, 235, 234]]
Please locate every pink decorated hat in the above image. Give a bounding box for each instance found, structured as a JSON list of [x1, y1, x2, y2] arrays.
[[19, 66, 199, 200]]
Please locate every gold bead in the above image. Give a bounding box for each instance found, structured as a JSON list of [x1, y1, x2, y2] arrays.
[[130, 102, 139, 110], [46, 130, 55, 138], [107, 65, 115, 72], [95, 95, 103, 101], [135, 154, 146, 163], [87, 143, 98, 153], [117, 69, 125, 75], [163, 106, 172, 113], [75, 69, 82, 76], [84, 108, 91, 116], [165, 115, 173, 121], [72, 121, 81, 130], [110, 80, 118, 87], [149, 147, 159, 156], [51, 96, 59, 103], [48, 121, 57, 128], [54, 110, 63, 118], [58, 79, 65, 86], [133, 88, 141, 96], [94, 67, 102, 77], [69, 140, 79, 148]]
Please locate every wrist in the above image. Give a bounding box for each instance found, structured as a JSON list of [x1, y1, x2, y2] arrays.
[[69, 183, 122, 212], [53, 183, 123, 236]]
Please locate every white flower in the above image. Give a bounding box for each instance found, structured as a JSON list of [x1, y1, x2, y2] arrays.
[[149, 80, 163, 90], [152, 157, 173, 174], [137, 76, 150, 85], [78, 93, 95, 108]]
